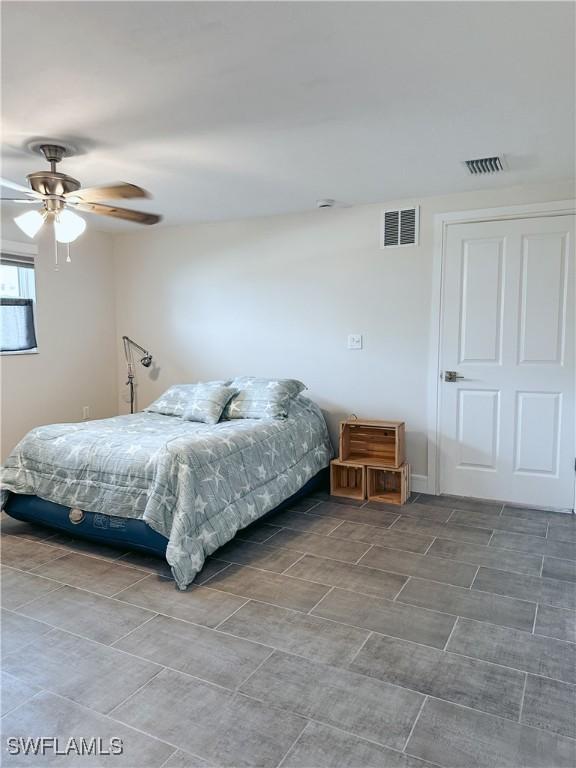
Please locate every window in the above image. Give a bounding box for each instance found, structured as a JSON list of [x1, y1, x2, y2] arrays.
[[1, 253, 38, 353]]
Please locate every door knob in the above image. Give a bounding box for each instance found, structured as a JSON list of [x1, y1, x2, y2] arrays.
[[444, 371, 465, 382]]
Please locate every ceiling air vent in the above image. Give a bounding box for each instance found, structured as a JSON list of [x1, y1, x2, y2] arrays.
[[465, 156, 504, 175], [381, 206, 419, 248]]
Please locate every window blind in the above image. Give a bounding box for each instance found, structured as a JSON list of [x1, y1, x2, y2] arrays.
[[0, 253, 34, 268], [0, 298, 37, 352]]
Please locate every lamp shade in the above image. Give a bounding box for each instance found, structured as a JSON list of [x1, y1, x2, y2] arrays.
[[14, 210, 44, 238], [54, 209, 86, 243]]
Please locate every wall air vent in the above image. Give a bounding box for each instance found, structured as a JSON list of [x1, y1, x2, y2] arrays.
[[381, 206, 419, 248], [465, 156, 504, 175]]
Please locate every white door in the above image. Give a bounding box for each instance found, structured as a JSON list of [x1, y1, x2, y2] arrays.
[[438, 214, 575, 509]]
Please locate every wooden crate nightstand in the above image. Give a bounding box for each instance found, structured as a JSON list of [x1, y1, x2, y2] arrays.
[[367, 464, 410, 505], [330, 460, 366, 501], [330, 418, 410, 504], [339, 419, 405, 468]]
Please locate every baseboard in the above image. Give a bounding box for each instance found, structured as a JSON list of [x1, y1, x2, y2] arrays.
[[411, 473, 428, 494]]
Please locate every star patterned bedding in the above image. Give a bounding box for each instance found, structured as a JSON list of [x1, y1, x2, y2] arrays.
[[1, 396, 332, 588]]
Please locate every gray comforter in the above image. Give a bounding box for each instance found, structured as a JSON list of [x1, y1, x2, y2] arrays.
[[1, 396, 332, 588]]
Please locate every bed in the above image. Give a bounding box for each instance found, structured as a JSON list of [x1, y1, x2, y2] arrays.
[[1, 395, 332, 589]]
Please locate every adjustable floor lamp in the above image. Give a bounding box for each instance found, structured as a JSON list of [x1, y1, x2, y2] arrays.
[[122, 336, 153, 414]]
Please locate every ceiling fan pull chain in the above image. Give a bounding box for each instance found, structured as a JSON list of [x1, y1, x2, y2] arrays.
[[54, 227, 59, 271], [66, 243, 71, 263]]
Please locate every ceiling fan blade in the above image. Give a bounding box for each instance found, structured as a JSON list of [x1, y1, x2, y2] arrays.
[[0, 198, 37, 204], [0, 177, 41, 197], [65, 183, 150, 203], [71, 201, 162, 225]]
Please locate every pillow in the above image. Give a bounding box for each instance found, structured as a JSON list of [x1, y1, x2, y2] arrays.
[[181, 384, 238, 425], [224, 377, 307, 420], [144, 381, 229, 417]]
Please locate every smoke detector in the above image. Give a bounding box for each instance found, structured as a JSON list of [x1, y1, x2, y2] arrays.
[[464, 156, 505, 175]]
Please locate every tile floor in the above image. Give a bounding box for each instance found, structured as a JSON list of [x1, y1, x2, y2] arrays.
[[1, 492, 575, 767]]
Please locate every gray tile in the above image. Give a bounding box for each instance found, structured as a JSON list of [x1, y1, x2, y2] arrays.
[[163, 750, 212, 768], [1, 565, 61, 610], [359, 546, 477, 587], [449, 509, 548, 537], [535, 603, 576, 644], [219, 600, 369, 664], [3, 629, 161, 714], [490, 529, 576, 561], [416, 494, 503, 514], [42, 532, 128, 561], [1, 609, 52, 655], [286, 555, 407, 599], [113, 667, 306, 768], [205, 563, 329, 612], [1, 671, 40, 716], [310, 502, 400, 528], [283, 722, 434, 768], [31, 552, 148, 596], [266, 508, 344, 535], [329, 521, 434, 554], [397, 578, 535, 631], [312, 494, 365, 509], [236, 522, 282, 543], [502, 506, 570, 524], [390, 516, 493, 545], [365, 501, 453, 523], [194, 558, 231, 585], [284, 496, 325, 513], [18, 585, 154, 644], [447, 617, 576, 684], [473, 566, 576, 611], [115, 613, 271, 689], [547, 515, 576, 543], [114, 575, 246, 627], [1, 690, 174, 767], [0, 536, 68, 571], [546, 513, 576, 527], [427, 538, 542, 575], [521, 675, 576, 739], [1, 512, 56, 541], [212, 539, 303, 572], [118, 550, 174, 578], [406, 697, 576, 768], [542, 556, 576, 583], [350, 633, 524, 720], [240, 651, 424, 750], [264, 527, 371, 563], [312, 587, 456, 649]]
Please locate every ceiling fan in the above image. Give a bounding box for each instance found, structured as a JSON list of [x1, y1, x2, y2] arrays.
[[1, 143, 162, 243]]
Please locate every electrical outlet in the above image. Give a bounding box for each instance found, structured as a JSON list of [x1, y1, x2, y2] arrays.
[[82, 406, 90, 420], [348, 334, 363, 350]]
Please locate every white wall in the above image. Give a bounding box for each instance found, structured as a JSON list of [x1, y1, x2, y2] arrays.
[[112, 180, 574, 485], [1, 218, 118, 460]]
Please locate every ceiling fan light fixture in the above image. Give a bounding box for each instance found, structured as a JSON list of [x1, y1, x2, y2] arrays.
[[54, 209, 86, 243], [14, 209, 45, 238]]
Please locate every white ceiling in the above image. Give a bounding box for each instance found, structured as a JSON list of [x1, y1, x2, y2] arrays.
[[2, 1, 574, 229]]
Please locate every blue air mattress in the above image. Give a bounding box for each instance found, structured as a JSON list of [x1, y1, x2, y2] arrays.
[[3, 469, 328, 558]]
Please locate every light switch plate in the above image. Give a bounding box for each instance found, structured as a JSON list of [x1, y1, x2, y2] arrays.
[[348, 334, 363, 350]]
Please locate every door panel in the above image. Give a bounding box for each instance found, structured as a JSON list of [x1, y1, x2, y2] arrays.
[[457, 389, 500, 470], [459, 238, 504, 364], [514, 392, 561, 476], [518, 233, 567, 364], [439, 214, 574, 509]]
